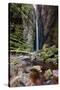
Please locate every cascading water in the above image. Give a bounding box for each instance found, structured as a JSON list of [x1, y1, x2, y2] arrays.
[[33, 5, 39, 51], [33, 5, 44, 51]]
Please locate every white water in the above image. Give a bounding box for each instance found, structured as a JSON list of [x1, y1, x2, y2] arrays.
[[33, 5, 39, 51]]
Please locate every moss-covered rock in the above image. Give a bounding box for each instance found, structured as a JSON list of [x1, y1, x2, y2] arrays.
[[37, 45, 58, 68]]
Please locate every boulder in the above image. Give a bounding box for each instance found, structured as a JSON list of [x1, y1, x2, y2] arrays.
[[29, 65, 42, 72], [44, 69, 52, 80], [52, 70, 58, 77]]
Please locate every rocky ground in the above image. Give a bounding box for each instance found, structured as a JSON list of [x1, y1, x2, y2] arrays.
[[9, 52, 58, 87]]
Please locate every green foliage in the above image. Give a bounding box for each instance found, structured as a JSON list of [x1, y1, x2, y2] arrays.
[[9, 3, 33, 51], [38, 45, 58, 64]]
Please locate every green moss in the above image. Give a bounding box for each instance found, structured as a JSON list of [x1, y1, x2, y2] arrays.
[[38, 45, 58, 63]]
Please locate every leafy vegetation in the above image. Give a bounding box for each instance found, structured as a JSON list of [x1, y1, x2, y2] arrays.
[[38, 45, 58, 67], [9, 3, 34, 51]]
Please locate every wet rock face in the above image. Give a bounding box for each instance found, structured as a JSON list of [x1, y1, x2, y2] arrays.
[[22, 5, 58, 50], [23, 5, 35, 51], [37, 5, 58, 47]]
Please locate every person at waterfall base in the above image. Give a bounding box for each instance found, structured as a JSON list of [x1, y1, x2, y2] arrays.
[[27, 69, 43, 86]]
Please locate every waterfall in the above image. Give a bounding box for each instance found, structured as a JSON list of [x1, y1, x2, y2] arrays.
[[33, 5, 39, 51]]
